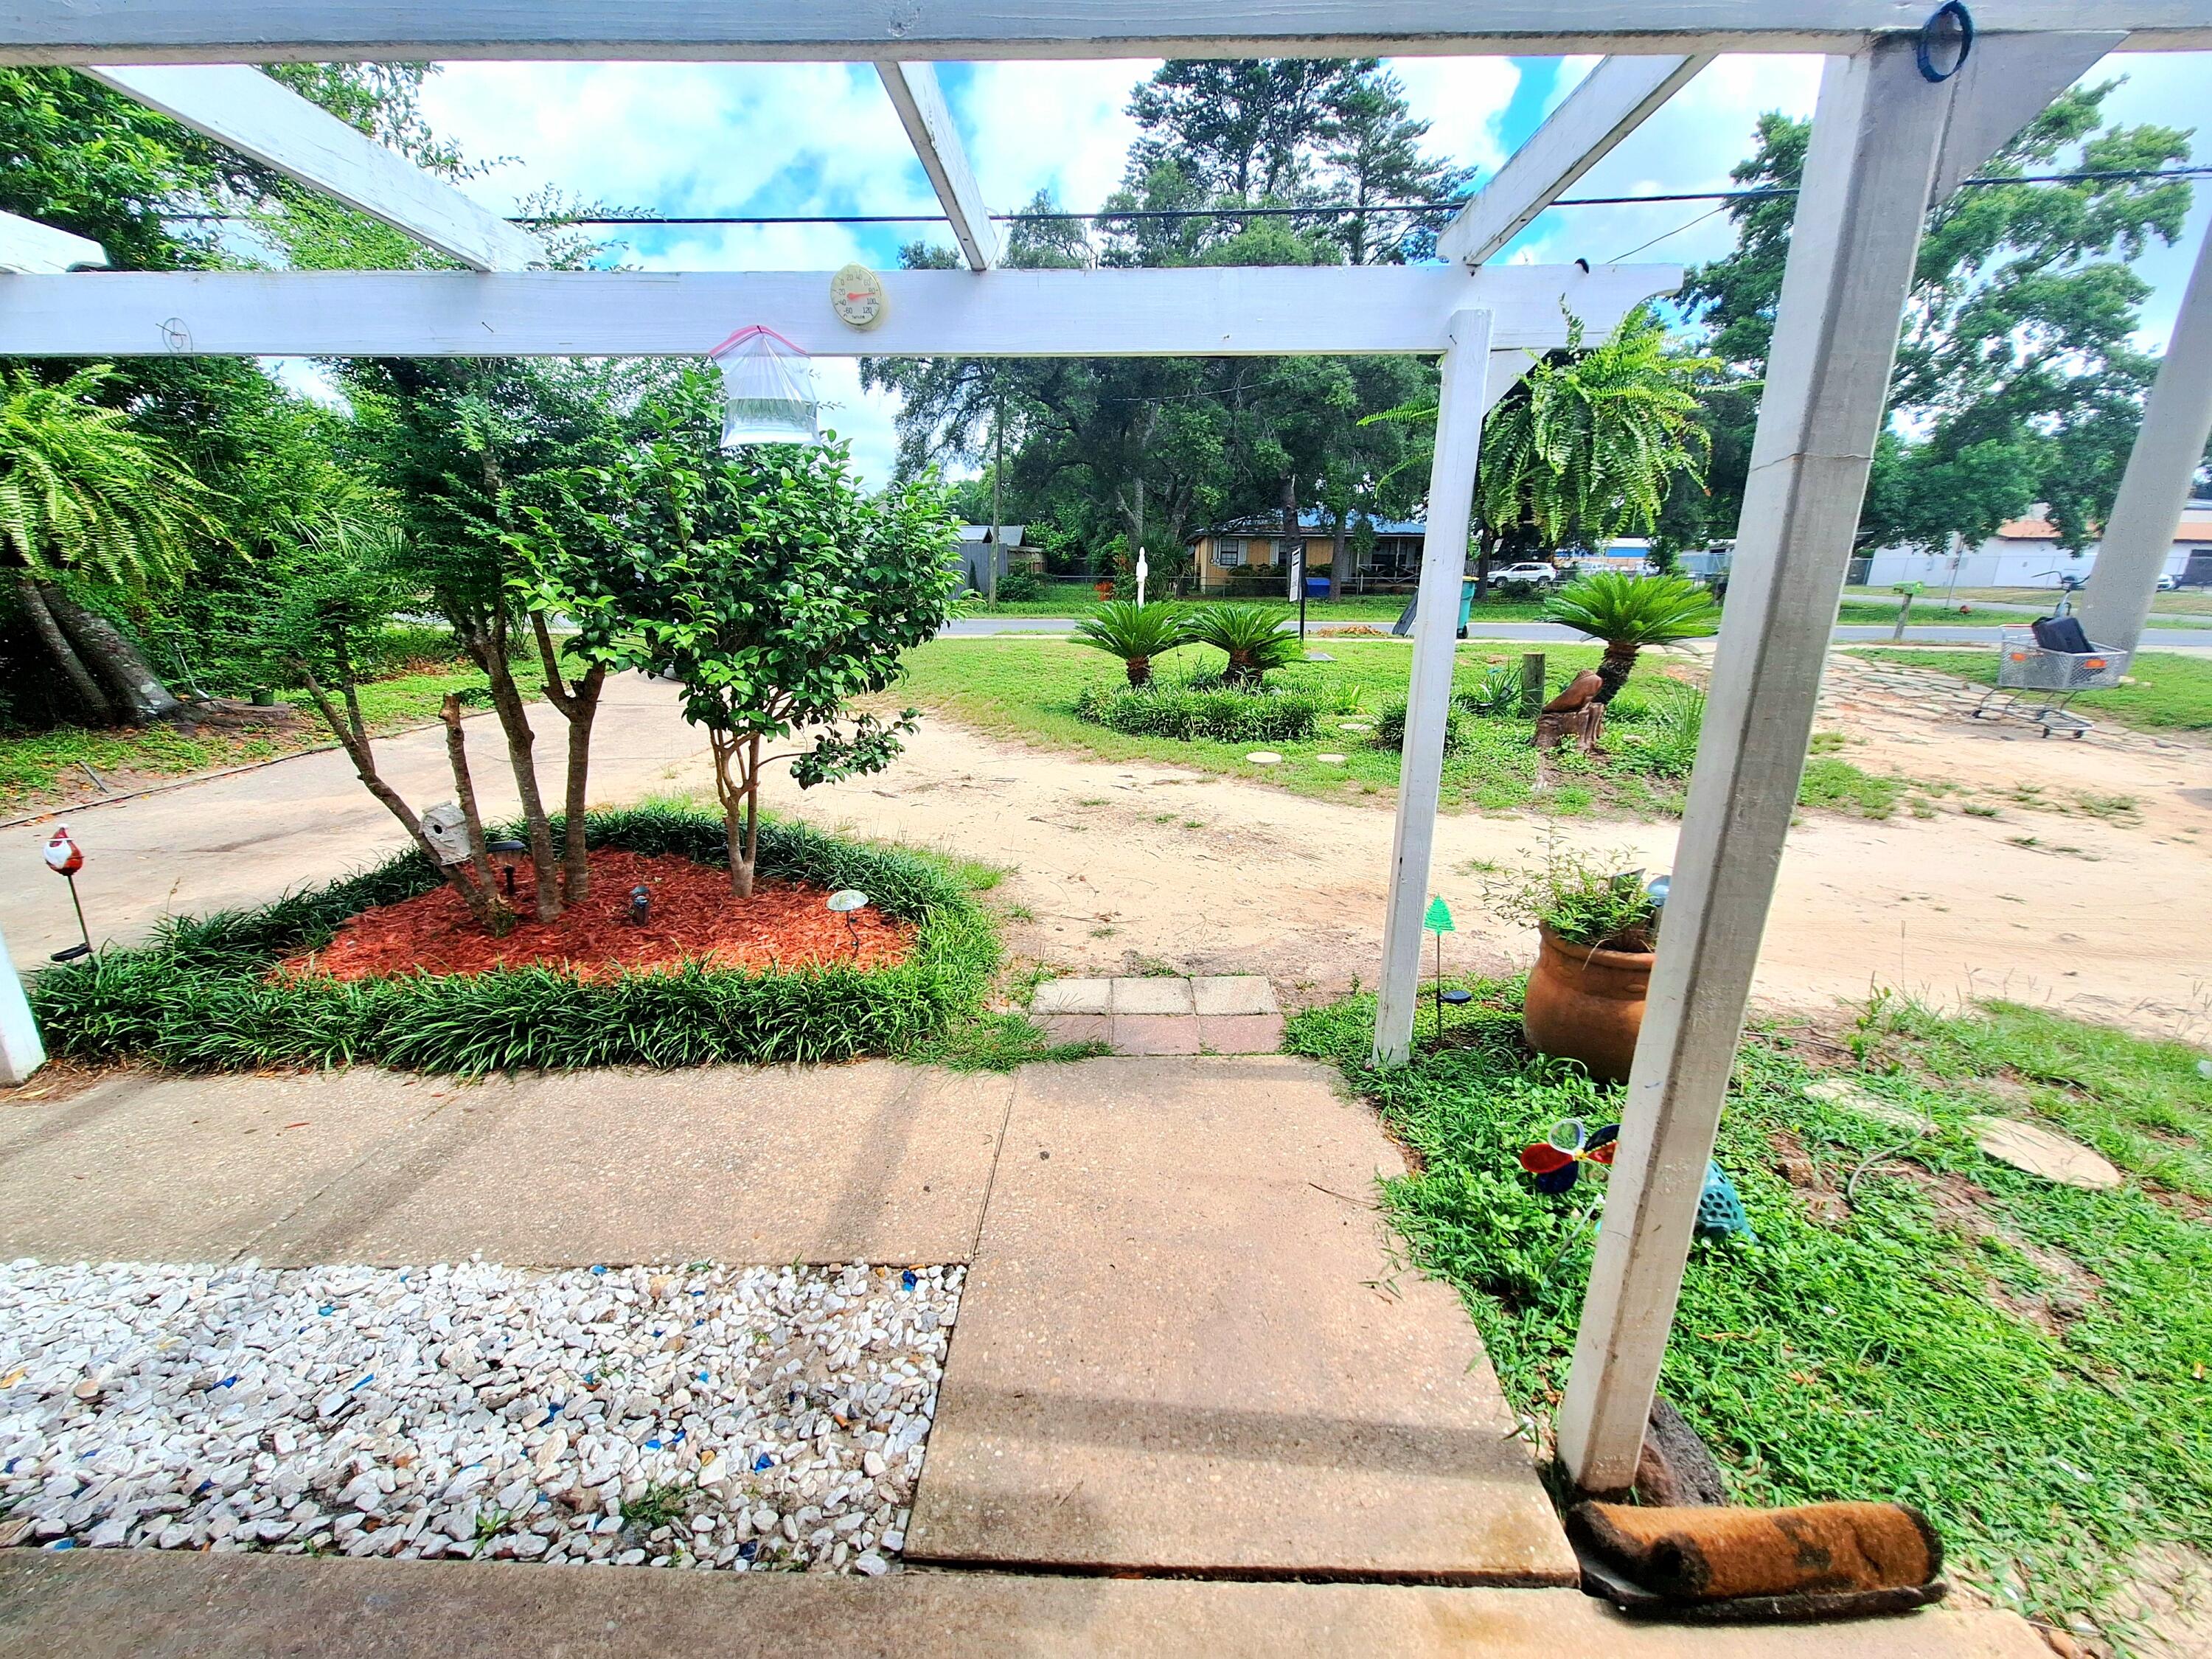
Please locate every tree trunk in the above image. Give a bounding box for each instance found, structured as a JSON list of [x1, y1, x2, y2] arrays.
[[1126, 655, 1151, 687], [42, 585, 181, 723], [465, 617, 561, 922], [558, 664, 605, 902], [532, 612, 602, 905], [1594, 641, 1641, 704], [439, 692, 502, 904], [296, 662, 502, 927], [13, 574, 114, 723], [989, 392, 1005, 608]]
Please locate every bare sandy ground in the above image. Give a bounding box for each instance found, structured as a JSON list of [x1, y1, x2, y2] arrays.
[[5, 654, 2206, 1041]]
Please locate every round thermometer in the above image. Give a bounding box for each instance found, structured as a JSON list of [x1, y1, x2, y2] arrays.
[[830, 263, 887, 330]]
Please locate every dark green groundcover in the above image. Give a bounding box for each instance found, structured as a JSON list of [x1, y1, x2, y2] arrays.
[[29, 805, 997, 1075]]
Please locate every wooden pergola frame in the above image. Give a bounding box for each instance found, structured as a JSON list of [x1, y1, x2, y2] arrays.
[[2, 1, 2208, 1496]]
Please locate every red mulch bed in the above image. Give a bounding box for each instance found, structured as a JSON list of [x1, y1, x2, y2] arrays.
[[282, 849, 917, 981]]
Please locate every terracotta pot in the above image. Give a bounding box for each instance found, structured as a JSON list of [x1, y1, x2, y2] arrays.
[[1523, 922, 1655, 1084]]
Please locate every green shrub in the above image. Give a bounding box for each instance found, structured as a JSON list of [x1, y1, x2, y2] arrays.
[[1073, 680, 1321, 743], [1453, 667, 1523, 719], [1371, 698, 1466, 757], [1613, 685, 1705, 779], [29, 804, 995, 1075], [992, 568, 1046, 602]]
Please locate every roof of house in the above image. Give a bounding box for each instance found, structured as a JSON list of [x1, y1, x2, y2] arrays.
[[1190, 509, 1427, 541], [955, 523, 1025, 543], [1996, 509, 2212, 543]]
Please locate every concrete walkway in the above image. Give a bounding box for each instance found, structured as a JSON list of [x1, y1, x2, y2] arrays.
[[0, 1552, 2051, 1658]]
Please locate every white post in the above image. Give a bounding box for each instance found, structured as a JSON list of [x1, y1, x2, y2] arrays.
[[0, 929, 44, 1088], [2076, 223, 2212, 655], [1373, 306, 1492, 1068], [1556, 38, 1983, 1492]]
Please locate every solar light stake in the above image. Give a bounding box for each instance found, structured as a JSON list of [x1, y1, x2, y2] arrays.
[[627, 885, 651, 927], [41, 827, 94, 962], [827, 889, 871, 959]]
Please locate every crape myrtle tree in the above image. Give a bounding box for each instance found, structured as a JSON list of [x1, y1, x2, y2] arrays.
[[523, 374, 963, 898], [347, 357, 681, 920]]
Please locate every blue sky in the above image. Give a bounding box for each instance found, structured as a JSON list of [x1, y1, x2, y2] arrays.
[[412, 52, 2212, 484]]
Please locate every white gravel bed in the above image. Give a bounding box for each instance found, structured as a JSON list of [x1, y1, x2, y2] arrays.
[[0, 1258, 961, 1573]]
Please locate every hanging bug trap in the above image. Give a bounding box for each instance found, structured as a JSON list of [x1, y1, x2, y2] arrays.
[[1518, 1117, 1621, 1195], [708, 324, 821, 448]]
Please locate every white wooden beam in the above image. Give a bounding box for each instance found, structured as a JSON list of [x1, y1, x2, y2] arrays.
[[876, 61, 996, 271], [0, 927, 43, 1088], [81, 64, 542, 271], [0, 211, 105, 273], [1929, 31, 2128, 201], [0, 264, 1678, 358], [2, 4, 2207, 63], [1437, 55, 1711, 268], [2077, 220, 2212, 655], [1372, 306, 1494, 1069], [1554, 32, 2106, 1497]]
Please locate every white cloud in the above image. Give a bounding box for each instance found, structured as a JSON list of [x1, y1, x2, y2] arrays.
[[1383, 58, 1523, 180], [957, 60, 1154, 213]]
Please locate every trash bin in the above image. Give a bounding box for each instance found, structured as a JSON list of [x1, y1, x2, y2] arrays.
[[1457, 576, 1478, 639], [1304, 576, 1331, 601]]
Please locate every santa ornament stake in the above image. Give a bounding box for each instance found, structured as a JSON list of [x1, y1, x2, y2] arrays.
[[42, 827, 93, 962]]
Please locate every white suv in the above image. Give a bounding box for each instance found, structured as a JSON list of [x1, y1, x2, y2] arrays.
[[1489, 562, 1561, 585]]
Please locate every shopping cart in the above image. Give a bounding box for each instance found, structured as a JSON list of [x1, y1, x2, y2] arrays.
[[1969, 611, 2129, 738]]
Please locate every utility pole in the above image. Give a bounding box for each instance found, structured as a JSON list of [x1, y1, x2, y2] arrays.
[[989, 388, 1005, 608]]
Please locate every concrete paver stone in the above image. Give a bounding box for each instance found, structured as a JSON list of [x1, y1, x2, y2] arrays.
[[1110, 978, 1196, 1015], [908, 1054, 1576, 1582], [1189, 975, 1279, 1016], [1109, 1015, 1201, 1057], [1968, 1115, 2124, 1189], [1032, 978, 1112, 1016], [1197, 1014, 1285, 1054]]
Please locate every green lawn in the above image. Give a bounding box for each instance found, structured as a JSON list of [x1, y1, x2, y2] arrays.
[[1842, 588, 2211, 628], [0, 655, 547, 813], [896, 636, 1905, 820], [1287, 984, 2212, 1641], [1850, 647, 2212, 732]]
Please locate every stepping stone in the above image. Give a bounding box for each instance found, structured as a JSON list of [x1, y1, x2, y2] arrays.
[[1110, 1015, 1201, 1056], [1189, 975, 1278, 1016], [1037, 1014, 1111, 1048], [1110, 978, 1194, 1015], [1316, 753, 1347, 765], [1031, 977, 1112, 1016], [908, 1056, 1576, 1582], [1245, 751, 1284, 765], [1198, 1015, 1284, 1054], [1804, 1077, 1929, 1133], [1338, 720, 1373, 731], [1967, 1116, 2123, 1189]]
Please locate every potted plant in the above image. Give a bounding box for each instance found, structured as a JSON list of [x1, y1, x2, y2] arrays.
[[1488, 846, 1660, 1083]]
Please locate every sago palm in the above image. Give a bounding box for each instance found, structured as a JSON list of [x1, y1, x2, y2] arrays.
[[1074, 599, 1189, 686], [1186, 602, 1302, 687], [1541, 571, 1719, 703]]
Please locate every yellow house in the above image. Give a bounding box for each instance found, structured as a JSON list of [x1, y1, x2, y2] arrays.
[[1186, 512, 1430, 594]]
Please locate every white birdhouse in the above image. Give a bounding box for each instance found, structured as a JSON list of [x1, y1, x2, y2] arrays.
[[709, 324, 821, 448]]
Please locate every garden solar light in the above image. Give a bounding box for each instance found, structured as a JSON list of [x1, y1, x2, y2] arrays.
[[827, 889, 870, 957], [40, 827, 93, 963], [627, 885, 651, 927], [486, 838, 528, 898]]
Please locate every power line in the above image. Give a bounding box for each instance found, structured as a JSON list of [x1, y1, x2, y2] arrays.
[[507, 164, 2211, 229]]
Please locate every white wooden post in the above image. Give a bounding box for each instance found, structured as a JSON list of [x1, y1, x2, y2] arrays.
[[875, 61, 998, 271], [0, 209, 106, 272], [2076, 222, 2212, 655], [0, 929, 44, 1088], [1373, 306, 1492, 1068], [1556, 33, 2101, 1492]]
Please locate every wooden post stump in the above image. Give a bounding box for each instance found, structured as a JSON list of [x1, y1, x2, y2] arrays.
[[1535, 703, 1604, 755]]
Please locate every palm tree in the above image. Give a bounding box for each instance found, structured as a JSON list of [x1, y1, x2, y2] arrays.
[[1186, 602, 1303, 687], [0, 366, 223, 723], [1477, 306, 1717, 562], [1073, 600, 1188, 686], [1541, 571, 1719, 703]]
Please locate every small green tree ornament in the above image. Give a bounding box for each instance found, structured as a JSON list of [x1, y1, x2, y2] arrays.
[[1424, 895, 1468, 1049]]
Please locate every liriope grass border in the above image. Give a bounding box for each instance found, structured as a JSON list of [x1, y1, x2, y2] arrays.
[[29, 804, 998, 1076]]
